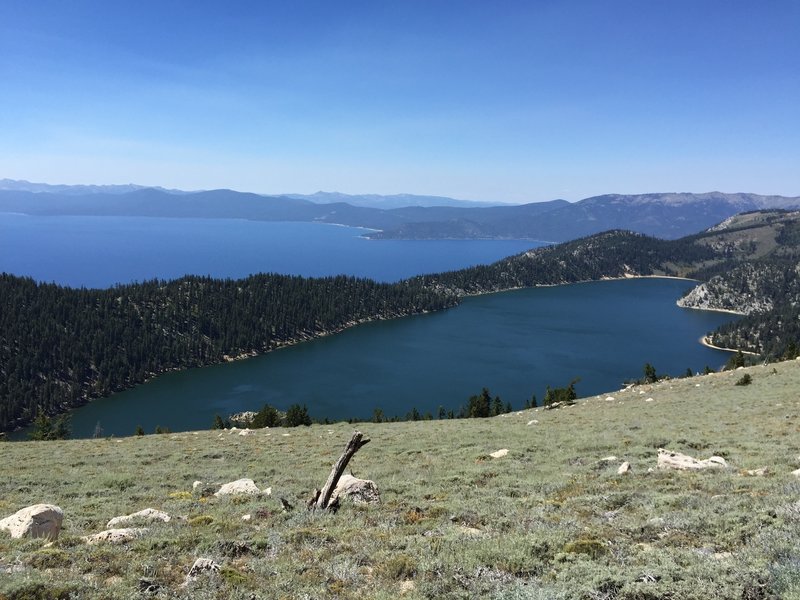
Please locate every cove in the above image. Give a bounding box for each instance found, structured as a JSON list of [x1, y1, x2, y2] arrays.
[[63, 278, 734, 438]]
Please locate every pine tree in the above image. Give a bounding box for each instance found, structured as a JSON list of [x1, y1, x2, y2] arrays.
[[285, 404, 311, 427]]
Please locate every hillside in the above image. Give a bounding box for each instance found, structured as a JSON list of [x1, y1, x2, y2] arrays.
[[2, 360, 800, 599], [676, 212, 800, 357]]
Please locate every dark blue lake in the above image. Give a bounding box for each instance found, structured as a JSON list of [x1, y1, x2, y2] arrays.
[[1, 214, 734, 438], [61, 278, 732, 438]]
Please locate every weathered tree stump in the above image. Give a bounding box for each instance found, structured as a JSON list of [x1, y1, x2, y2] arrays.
[[308, 431, 370, 510]]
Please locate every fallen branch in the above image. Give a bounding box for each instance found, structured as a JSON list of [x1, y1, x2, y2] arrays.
[[308, 431, 370, 510]]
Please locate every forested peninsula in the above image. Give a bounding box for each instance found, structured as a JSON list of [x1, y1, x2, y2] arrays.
[[2, 210, 799, 432]]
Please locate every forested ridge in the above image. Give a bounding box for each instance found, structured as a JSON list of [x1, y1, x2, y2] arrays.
[[0, 273, 456, 431], [3, 212, 800, 433], [415, 229, 719, 295]]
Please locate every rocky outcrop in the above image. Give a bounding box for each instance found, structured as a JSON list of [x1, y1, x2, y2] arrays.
[[617, 462, 632, 475], [678, 282, 748, 314], [214, 478, 265, 497], [83, 527, 148, 544], [331, 474, 381, 504], [229, 411, 257, 426], [657, 449, 727, 471], [677, 262, 794, 315], [107, 508, 170, 529], [0, 504, 63, 541], [186, 557, 221, 584]]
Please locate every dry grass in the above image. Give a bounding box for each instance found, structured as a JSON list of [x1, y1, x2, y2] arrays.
[[2, 361, 800, 599]]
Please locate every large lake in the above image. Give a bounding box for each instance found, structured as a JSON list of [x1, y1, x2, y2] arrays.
[[0, 213, 538, 286], [1, 214, 734, 438]]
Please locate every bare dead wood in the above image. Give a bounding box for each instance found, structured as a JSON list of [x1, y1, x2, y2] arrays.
[[310, 431, 370, 510]]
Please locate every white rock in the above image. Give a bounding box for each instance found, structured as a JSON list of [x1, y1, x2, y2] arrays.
[[241, 514, 251, 521], [791, 468, 800, 478], [400, 580, 416, 594], [332, 474, 381, 504], [457, 525, 483, 536], [657, 449, 728, 471], [83, 527, 148, 544], [0, 504, 63, 541], [645, 397, 654, 402], [617, 462, 631, 475], [238, 429, 253, 436], [743, 467, 768, 477], [598, 455, 618, 463], [490, 448, 509, 458], [214, 478, 262, 497], [605, 396, 615, 402], [186, 557, 221, 584], [192, 481, 204, 491], [107, 508, 170, 529], [526, 419, 539, 426]]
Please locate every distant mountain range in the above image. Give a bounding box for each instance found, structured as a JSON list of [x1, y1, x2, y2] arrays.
[[0, 178, 188, 196], [1, 179, 798, 241], [282, 191, 503, 208]]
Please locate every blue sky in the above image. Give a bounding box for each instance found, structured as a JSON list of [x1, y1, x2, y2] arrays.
[[1, 1, 798, 202]]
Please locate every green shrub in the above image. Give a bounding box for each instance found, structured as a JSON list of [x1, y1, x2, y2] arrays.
[[26, 548, 72, 569], [1, 583, 77, 600], [562, 537, 607, 559], [378, 553, 417, 580]]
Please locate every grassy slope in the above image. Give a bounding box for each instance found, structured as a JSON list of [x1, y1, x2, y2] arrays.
[[2, 361, 800, 599]]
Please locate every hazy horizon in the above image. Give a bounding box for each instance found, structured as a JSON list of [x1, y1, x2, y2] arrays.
[[3, 177, 799, 207]]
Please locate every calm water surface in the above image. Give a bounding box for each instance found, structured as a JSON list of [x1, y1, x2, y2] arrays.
[[64, 278, 733, 438], [0, 213, 539, 286]]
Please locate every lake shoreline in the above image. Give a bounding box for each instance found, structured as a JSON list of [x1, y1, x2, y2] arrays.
[[699, 336, 759, 355], [9, 274, 739, 437]]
